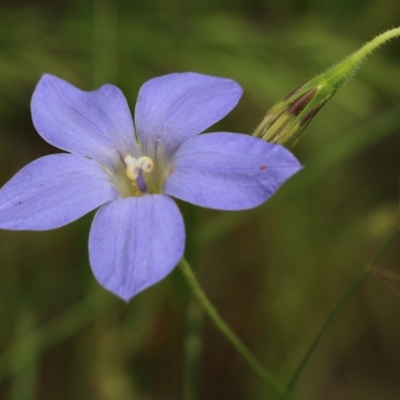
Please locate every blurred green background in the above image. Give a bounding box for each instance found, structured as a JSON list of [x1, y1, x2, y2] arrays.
[[0, 0, 399, 399]]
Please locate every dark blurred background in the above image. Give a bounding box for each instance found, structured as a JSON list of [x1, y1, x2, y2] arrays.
[[0, 0, 399, 399]]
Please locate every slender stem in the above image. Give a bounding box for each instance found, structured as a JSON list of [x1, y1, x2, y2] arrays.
[[178, 258, 293, 400], [181, 204, 203, 400], [323, 29, 400, 108], [329, 27, 400, 83], [348, 27, 400, 64], [287, 225, 400, 392]]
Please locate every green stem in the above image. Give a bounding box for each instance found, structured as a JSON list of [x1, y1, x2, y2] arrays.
[[178, 258, 292, 400], [287, 225, 400, 392], [341, 27, 400, 68], [181, 204, 202, 400]]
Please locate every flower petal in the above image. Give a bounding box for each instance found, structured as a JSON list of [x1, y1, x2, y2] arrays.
[[31, 74, 136, 169], [89, 195, 185, 301], [0, 154, 119, 230], [134, 72, 242, 156], [164, 133, 302, 210]]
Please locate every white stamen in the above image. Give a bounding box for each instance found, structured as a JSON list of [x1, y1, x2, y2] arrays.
[[137, 156, 154, 173], [123, 155, 139, 180], [123, 155, 137, 166], [123, 155, 154, 183]]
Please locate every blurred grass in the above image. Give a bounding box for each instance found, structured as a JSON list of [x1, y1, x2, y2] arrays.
[[0, 0, 399, 399]]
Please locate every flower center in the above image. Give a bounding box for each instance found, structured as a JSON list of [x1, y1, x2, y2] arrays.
[[123, 155, 154, 195]]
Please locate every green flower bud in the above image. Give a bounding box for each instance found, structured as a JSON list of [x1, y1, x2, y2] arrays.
[[253, 27, 400, 145]]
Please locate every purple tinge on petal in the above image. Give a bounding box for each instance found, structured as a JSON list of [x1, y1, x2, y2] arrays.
[[164, 132, 302, 210], [89, 194, 185, 302], [0, 154, 119, 230], [31, 74, 137, 169], [134, 72, 243, 157]]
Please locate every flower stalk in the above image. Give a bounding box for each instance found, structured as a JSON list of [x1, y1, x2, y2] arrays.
[[178, 257, 293, 400], [254, 27, 400, 144]]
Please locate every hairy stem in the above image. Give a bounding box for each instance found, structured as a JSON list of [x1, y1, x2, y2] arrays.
[[178, 257, 293, 399]]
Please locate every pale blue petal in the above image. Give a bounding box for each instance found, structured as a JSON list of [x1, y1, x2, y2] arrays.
[[0, 154, 119, 230], [134, 72, 242, 156], [31, 74, 137, 169], [89, 195, 185, 301], [164, 133, 302, 210]]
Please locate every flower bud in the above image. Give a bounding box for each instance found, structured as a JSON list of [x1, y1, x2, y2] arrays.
[[253, 27, 400, 145]]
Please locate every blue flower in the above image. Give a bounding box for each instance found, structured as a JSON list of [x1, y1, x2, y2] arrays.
[[0, 73, 301, 301]]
